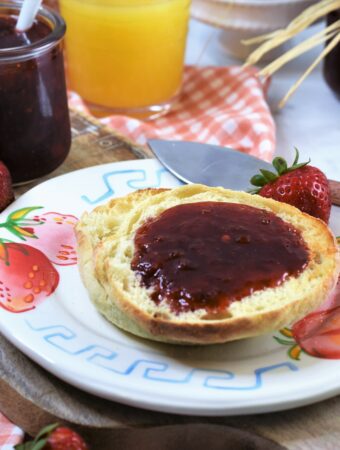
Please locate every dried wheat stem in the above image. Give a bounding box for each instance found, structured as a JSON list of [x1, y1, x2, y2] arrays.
[[279, 32, 340, 107], [259, 20, 340, 77], [244, 0, 340, 46], [243, 0, 340, 66]]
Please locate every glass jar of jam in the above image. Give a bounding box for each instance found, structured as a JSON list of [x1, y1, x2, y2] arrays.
[[323, 9, 340, 99], [0, 1, 71, 184]]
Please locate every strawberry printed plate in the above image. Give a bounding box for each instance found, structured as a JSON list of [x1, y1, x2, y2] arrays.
[[0, 159, 339, 416]]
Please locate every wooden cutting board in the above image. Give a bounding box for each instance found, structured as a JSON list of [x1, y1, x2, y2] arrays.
[[14, 110, 152, 196], [2, 109, 340, 450]]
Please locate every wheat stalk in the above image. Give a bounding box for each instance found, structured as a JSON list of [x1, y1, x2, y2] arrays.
[[243, 0, 340, 106], [279, 32, 340, 107], [259, 20, 340, 78]]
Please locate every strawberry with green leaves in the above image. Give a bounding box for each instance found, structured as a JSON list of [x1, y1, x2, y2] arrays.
[[250, 149, 331, 223], [15, 423, 88, 450]]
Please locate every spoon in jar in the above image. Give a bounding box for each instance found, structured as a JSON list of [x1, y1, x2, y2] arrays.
[[16, 0, 43, 32]]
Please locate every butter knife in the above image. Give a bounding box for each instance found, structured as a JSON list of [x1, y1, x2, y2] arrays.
[[148, 139, 340, 207]]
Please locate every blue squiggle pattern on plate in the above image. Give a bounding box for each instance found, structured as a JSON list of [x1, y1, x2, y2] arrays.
[[81, 167, 177, 205], [25, 320, 298, 390]]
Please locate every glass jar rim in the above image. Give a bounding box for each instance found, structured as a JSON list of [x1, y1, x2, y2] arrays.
[[0, 1, 66, 60]]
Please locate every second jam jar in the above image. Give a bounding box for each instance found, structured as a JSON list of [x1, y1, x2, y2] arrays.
[[0, 1, 71, 184]]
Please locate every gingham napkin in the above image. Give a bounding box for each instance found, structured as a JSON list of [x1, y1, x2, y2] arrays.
[[0, 65, 276, 447], [69, 65, 276, 161]]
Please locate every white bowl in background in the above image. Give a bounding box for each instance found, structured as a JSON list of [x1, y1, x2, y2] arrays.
[[191, 0, 319, 60]]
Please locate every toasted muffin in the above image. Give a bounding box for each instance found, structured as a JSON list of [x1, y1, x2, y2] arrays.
[[75, 185, 339, 345]]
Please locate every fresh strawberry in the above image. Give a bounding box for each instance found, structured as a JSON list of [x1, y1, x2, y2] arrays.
[[15, 423, 88, 450], [45, 426, 88, 450], [250, 148, 331, 223], [0, 242, 59, 313], [0, 160, 14, 212]]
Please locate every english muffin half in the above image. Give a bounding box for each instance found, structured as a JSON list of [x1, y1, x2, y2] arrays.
[[75, 185, 339, 345]]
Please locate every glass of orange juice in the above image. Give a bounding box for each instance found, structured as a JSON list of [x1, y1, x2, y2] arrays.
[[59, 0, 191, 119]]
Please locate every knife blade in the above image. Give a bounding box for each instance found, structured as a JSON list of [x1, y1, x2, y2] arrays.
[[148, 139, 340, 206], [148, 139, 273, 192]]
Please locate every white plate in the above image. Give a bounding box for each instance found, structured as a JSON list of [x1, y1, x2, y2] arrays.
[[0, 159, 339, 416]]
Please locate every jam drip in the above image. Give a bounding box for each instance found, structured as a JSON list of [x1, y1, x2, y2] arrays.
[[131, 202, 309, 314]]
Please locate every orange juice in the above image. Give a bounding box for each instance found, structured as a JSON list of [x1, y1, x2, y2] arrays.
[[60, 0, 191, 117]]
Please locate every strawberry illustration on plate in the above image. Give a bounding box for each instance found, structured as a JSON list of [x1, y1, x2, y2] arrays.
[[0, 242, 59, 313], [1, 207, 78, 265], [29, 211, 78, 265]]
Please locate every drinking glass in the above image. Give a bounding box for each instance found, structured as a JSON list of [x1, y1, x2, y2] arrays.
[[59, 0, 191, 119]]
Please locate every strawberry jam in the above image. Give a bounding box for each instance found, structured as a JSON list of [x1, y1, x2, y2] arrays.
[[131, 202, 309, 314], [0, 6, 70, 184], [0, 16, 50, 48]]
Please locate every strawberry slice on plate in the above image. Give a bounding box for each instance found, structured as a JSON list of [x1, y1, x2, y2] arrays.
[[0, 242, 59, 313], [292, 275, 340, 359]]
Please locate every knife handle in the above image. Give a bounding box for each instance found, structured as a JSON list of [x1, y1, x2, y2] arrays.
[[330, 180, 340, 207]]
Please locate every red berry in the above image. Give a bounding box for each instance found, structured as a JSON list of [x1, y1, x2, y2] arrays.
[[14, 424, 88, 450], [259, 165, 331, 223], [46, 427, 88, 450], [292, 275, 340, 359], [0, 160, 14, 212], [250, 149, 331, 223]]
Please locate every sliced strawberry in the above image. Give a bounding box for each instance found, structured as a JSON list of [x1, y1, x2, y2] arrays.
[[0, 242, 59, 313], [250, 148, 331, 223], [292, 276, 340, 359]]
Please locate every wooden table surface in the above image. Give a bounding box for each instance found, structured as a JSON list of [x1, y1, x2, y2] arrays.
[[4, 110, 338, 450]]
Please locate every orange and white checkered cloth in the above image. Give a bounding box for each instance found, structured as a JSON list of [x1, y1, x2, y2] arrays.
[[0, 65, 275, 448], [0, 414, 23, 449], [69, 65, 276, 161]]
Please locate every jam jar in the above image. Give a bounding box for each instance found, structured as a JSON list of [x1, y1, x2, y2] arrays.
[[0, 1, 71, 184]]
